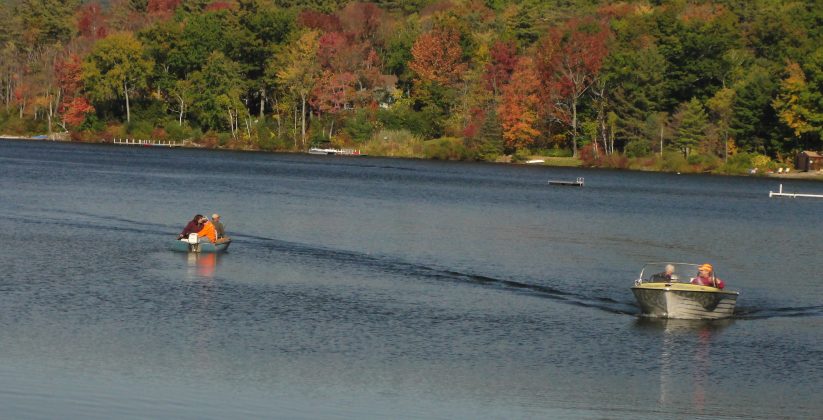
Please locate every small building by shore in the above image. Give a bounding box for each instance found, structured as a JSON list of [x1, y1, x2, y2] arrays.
[[796, 151, 823, 172]]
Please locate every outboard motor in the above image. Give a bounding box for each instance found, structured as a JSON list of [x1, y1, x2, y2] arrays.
[[187, 233, 200, 252]]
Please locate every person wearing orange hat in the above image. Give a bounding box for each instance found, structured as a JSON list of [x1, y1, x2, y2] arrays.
[[691, 263, 725, 289]]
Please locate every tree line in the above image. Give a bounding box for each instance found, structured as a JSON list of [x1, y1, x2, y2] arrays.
[[1, 0, 822, 171]]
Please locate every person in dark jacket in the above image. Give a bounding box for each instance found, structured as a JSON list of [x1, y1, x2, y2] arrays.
[[651, 264, 675, 281], [177, 214, 204, 239]]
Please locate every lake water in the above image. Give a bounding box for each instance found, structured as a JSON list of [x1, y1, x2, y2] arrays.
[[1, 139, 822, 419]]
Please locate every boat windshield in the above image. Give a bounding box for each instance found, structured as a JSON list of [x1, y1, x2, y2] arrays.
[[637, 262, 716, 283]]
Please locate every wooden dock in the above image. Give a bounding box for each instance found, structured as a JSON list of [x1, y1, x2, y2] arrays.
[[548, 177, 584, 187], [308, 147, 362, 156], [111, 138, 183, 147], [769, 184, 823, 199]]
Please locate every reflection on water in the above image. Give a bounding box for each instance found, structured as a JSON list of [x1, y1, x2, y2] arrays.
[[185, 252, 218, 279], [635, 318, 733, 413]]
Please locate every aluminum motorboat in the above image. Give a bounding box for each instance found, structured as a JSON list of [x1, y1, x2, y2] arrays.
[[631, 262, 739, 319]]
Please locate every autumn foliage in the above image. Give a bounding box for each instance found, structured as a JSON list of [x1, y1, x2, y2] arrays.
[[62, 97, 95, 128], [148, 0, 182, 14], [77, 2, 108, 39], [485, 41, 517, 95], [1, 0, 821, 162], [55, 54, 94, 128], [499, 57, 541, 150], [409, 28, 466, 86]]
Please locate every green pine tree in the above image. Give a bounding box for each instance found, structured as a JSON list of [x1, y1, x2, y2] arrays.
[[672, 98, 709, 158]]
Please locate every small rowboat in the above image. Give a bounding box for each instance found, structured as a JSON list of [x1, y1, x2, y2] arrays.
[[170, 237, 231, 253]]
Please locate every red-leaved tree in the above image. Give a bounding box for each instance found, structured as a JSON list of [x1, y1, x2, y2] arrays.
[[338, 2, 383, 43], [77, 2, 108, 39], [298, 10, 342, 33], [536, 18, 610, 156], [205, 2, 234, 12], [55, 54, 94, 129], [148, 0, 182, 14], [310, 71, 357, 138], [62, 97, 95, 128], [484, 41, 517, 96]]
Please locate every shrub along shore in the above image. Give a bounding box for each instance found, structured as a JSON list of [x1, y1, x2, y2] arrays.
[[4, 129, 820, 180]]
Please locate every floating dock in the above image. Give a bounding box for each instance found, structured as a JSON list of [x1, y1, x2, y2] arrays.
[[769, 184, 823, 199], [548, 177, 584, 187]]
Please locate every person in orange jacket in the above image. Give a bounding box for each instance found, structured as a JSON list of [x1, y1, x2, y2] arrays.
[[195, 215, 217, 243]]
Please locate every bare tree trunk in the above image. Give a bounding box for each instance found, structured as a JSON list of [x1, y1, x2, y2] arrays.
[[47, 95, 53, 135], [293, 105, 298, 148], [723, 129, 728, 163], [124, 80, 131, 123], [571, 99, 578, 157], [660, 125, 664, 157], [597, 102, 608, 156], [259, 87, 265, 119], [609, 124, 615, 155], [228, 108, 235, 139], [300, 93, 306, 149], [273, 92, 281, 137]]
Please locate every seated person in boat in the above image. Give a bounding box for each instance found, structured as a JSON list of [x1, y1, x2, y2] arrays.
[[195, 215, 218, 243], [651, 264, 676, 281], [210, 213, 231, 244], [212, 213, 226, 238], [691, 263, 725, 289], [177, 214, 204, 239]]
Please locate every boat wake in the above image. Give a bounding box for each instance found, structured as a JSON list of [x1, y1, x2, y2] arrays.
[[237, 233, 638, 316], [733, 305, 823, 319], [14, 210, 819, 320]]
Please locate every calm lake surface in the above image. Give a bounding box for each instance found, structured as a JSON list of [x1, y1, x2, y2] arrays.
[[1, 139, 822, 419]]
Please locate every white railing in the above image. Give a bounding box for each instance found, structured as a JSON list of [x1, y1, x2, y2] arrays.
[[112, 138, 183, 147], [769, 184, 823, 199]]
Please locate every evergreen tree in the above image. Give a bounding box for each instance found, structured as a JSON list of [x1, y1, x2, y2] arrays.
[[671, 98, 708, 158]]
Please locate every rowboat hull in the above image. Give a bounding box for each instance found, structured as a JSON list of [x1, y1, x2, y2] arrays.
[[631, 283, 738, 319], [170, 239, 231, 253]]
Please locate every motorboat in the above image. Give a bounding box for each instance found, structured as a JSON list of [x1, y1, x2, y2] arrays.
[[631, 262, 739, 319], [171, 233, 231, 253]]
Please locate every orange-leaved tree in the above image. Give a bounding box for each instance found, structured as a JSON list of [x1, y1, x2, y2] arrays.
[[499, 56, 541, 152], [409, 28, 466, 87]]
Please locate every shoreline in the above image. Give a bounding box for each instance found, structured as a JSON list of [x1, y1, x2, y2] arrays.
[[3, 135, 823, 181]]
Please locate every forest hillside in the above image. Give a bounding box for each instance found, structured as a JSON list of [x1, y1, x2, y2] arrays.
[[2, 0, 822, 172]]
